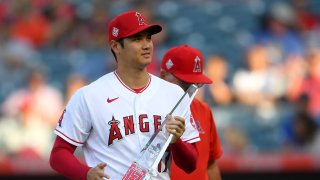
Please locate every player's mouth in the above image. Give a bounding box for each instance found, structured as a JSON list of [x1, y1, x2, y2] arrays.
[[141, 52, 151, 58]]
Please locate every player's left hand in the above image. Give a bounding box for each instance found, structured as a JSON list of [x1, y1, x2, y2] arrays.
[[165, 115, 185, 143], [87, 162, 110, 180]]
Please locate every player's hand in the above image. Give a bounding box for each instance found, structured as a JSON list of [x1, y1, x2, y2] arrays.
[[87, 162, 110, 180], [165, 115, 185, 144]]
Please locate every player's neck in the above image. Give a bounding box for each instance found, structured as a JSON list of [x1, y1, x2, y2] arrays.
[[115, 68, 150, 89]]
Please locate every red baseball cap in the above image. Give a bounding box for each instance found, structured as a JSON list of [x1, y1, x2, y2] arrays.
[[108, 11, 162, 44], [161, 45, 212, 84]]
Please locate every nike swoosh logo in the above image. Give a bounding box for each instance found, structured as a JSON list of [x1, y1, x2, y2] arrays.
[[107, 97, 119, 103]]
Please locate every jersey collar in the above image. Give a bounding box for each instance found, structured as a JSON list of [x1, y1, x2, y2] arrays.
[[114, 70, 151, 94]]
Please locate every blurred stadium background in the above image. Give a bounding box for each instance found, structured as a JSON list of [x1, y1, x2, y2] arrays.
[[0, 0, 320, 179]]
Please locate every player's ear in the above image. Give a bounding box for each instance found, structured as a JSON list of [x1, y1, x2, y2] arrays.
[[110, 40, 121, 54]]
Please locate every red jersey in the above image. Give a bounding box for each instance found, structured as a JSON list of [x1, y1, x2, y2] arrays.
[[170, 98, 223, 180]]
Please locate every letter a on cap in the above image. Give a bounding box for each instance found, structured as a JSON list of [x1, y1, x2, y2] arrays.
[[193, 56, 201, 72], [135, 12, 145, 25]]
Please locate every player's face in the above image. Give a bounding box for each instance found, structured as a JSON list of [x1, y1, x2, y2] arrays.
[[120, 30, 153, 70], [160, 70, 190, 91]]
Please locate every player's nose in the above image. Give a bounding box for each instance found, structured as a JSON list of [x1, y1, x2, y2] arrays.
[[141, 37, 152, 50]]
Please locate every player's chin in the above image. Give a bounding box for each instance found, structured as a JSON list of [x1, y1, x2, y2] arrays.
[[139, 57, 152, 66], [141, 55, 152, 62]]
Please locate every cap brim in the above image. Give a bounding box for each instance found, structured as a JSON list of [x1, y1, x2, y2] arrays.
[[174, 73, 213, 84], [124, 24, 162, 39]]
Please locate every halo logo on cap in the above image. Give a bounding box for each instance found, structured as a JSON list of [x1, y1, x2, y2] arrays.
[[193, 56, 201, 72], [112, 27, 119, 37], [166, 59, 174, 69], [135, 12, 145, 25]]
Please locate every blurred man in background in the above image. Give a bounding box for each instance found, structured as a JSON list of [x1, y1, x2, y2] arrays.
[[160, 45, 223, 180]]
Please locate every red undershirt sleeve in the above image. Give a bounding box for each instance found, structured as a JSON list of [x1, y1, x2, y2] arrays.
[[49, 136, 90, 180], [170, 139, 198, 173]]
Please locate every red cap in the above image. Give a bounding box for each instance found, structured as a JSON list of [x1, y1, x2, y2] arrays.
[[161, 45, 212, 84], [108, 11, 162, 44]]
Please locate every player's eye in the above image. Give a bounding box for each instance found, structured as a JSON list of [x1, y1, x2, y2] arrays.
[[133, 36, 142, 41]]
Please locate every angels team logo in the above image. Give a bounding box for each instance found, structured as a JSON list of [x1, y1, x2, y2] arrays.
[[193, 56, 201, 72], [194, 120, 205, 134], [112, 27, 119, 37], [135, 12, 145, 25], [189, 114, 205, 134], [108, 116, 122, 145], [166, 59, 173, 69]]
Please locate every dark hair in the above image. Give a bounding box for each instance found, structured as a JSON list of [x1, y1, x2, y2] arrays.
[[111, 39, 124, 62]]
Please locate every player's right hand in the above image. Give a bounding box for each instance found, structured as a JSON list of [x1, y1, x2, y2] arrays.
[[165, 115, 185, 143], [87, 162, 110, 180]]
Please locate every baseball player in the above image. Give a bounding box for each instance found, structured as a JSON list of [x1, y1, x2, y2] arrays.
[[49, 11, 200, 180], [160, 45, 223, 180]]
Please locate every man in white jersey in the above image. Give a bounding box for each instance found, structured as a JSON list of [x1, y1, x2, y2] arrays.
[[50, 10, 200, 180]]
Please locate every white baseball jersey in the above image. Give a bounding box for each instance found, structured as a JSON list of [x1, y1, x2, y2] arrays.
[[55, 71, 200, 179]]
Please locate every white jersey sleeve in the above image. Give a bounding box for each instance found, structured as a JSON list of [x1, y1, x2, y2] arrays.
[[181, 109, 199, 143], [54, 88, 91, 146]]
